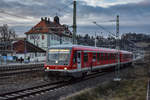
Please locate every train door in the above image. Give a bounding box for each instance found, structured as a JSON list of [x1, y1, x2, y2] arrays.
[[77, 51, 82, 71]]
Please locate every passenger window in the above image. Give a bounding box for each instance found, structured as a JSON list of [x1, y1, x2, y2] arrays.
[[112, 54, 114, 60], [93, 53, 96, 62], [78, 52, 80, 58], [110, 54, 112, 60], [101, 53, 103, 60], [97, 53, 100, 61], [73, 51, 77, 64], [83, 53, 88, 62], [108, 53, 110, 60], [77, 52, 81, 63], [104, 53, 107, 60]]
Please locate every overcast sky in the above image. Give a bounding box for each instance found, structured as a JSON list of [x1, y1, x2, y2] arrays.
[[0, 0, 150, 37]]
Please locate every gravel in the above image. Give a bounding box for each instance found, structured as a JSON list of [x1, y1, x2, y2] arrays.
[[0, 65, 140, 100]]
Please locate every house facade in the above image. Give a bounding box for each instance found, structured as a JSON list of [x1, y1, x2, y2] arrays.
[[25, 16, 72, 50], [13, 40, 46, 62], [0, 41, 13, 56]]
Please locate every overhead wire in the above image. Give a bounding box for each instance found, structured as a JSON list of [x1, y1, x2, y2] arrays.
[[0, 9, 28, 19], [56, 1, 73, 16]]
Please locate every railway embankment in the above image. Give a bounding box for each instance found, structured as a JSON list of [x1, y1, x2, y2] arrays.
[[63, 52, 150, 100], [0, 63, 45, 94]]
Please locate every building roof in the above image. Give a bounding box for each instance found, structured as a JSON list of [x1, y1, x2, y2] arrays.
[[25, 16, 72, 38], [13, 40, 46, 53]]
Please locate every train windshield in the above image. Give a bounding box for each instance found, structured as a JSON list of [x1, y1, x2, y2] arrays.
[[47, 49, 70, 65]]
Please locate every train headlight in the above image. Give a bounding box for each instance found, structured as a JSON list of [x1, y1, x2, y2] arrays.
[[46, 67, 49, 70], [55, 60, 58, 64], [64, 67, 67, 70]]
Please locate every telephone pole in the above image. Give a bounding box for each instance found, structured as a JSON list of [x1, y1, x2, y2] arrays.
[[73, 0, 77, 44], [95, 32, 97, 47], [114, 15, 121, 81]]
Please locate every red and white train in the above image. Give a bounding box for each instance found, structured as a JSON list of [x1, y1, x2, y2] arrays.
[[44, 45, 133, 77]]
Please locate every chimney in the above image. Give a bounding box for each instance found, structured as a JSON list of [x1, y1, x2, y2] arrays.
[[54, 16, 60, 24], [48, 18, 50, 22], [45, 17, 47, 21], [41, 17, 44, 21]]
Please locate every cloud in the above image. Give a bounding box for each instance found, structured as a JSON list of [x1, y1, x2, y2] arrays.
[[75, 0, 150, 33], [0, 0, 149, 36], [78, 0, 143, 8]]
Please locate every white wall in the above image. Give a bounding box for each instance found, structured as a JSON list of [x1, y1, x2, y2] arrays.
[[16, 53, 46, 62], [27, 34, 48, 50], [27, 33, 72, 50]]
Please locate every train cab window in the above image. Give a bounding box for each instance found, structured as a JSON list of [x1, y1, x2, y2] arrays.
[[83, 52, 88, 62]]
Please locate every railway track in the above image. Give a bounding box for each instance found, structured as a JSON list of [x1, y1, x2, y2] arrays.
[[0, 64, 44, 78], [147, 80, 150, 100], [0, 63, 44, 71], [0, 71, 107, 100]]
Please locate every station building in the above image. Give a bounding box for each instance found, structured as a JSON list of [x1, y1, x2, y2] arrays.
[[13, 40, 46, 62], [0, 40, 46, 63], [25, 16, 72, 50]]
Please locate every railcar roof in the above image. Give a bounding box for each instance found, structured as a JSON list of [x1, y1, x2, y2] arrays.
[[49, 44, 132, 54]]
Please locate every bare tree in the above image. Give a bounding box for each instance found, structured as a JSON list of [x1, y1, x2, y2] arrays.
[[0, 24, 17, 42]]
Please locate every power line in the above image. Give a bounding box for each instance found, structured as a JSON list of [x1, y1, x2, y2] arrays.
[[93, 21, 116, 37], [0, 9, 28, 19], [56, 1, 73, 16], [59, 1, 73, 12]]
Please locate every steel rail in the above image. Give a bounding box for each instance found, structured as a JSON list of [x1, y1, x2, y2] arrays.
[[0, 71, 109, 100]]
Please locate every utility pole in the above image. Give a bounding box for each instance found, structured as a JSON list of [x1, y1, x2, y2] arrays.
[[24, 38, 27, 61], [72, 0, 77, 44], [95, 32, 97, 47], [114, 15, 121, 81]]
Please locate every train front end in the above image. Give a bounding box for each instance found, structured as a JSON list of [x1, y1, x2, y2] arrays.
[[44, 47, 73, 77]]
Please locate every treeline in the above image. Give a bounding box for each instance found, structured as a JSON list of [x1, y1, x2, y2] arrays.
[[121, 32, 150, 42], [76, 34, 116, 48], [76, 33, 150, 50]]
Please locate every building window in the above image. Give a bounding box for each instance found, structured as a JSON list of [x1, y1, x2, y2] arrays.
[[54, 35, 56, 40], [42, 35, 44, 40], [51, 35, 53, 40], [57, 35, 59, 41]]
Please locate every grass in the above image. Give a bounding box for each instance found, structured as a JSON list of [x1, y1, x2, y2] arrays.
[[64, 61, 149, 100]]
